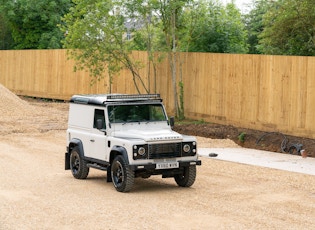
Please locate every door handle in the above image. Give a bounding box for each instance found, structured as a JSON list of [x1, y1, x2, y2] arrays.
[[90, 139, 95, 142]]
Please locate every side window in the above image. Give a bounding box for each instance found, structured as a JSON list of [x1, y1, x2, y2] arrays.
[[93, 109, 106, 129]]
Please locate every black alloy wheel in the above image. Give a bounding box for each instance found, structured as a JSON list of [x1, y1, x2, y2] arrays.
[[111, 155, 134, 192], [70, 146, 89, 179]]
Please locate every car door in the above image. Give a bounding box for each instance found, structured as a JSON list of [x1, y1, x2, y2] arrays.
[[89, 109, 109, 161]]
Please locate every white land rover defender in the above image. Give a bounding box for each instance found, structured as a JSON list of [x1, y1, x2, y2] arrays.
[[65, 94, 201, 192]]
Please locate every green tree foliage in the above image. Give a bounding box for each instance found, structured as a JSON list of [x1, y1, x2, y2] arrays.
[[1, 0, 71, 49], [187, 1, 248, 53], [61, 0, 150, 93], [258, 0, 315, 56], [245, 0, 272, 54], [0, 8, 13, 49]]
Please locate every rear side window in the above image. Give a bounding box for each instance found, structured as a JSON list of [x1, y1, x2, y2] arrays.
[[93, 109, 105, 129]]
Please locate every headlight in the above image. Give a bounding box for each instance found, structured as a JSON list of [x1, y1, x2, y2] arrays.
[[133, 145, 148, 160], [183, 144, 191, 153], [182, 142, 197, 156], [138, 147, 146, 156]]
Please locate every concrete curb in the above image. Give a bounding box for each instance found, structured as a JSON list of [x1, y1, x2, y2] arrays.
[[199, 147, 315, 176]]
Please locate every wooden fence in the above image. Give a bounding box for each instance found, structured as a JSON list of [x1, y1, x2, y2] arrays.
[[0, 49, 314, 139]]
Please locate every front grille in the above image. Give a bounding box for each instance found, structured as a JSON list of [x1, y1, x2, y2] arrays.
[[148, 143, 181, 159]]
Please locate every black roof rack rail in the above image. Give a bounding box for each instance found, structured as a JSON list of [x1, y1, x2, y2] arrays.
[[70, 94, 162, 105], [106, 94, 161, 101]]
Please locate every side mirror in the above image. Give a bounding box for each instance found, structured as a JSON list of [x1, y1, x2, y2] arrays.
[[169, 116, 175, 129], [96, 119, 104, 130]]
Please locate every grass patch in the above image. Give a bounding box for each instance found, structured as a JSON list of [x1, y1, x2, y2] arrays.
[[175, 118, 209, 125]]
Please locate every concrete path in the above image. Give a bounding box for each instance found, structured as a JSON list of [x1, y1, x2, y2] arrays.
[[199, 148, 315, 176]]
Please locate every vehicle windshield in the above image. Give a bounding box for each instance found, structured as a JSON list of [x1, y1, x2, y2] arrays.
[[108, 104, 167, 123]]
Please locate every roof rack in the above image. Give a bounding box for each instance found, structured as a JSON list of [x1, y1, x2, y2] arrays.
[[107, 94, 161, 101], [70, 94, 162, 105]]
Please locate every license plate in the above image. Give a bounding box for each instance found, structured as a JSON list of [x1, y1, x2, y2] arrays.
[[156, 162, 179, 169]]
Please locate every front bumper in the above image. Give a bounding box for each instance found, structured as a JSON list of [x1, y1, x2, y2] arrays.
[[130, 160, 201, 171]]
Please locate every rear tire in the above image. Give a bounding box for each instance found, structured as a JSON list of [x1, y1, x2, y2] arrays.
[[111, 155, 134, 192], [70, 146, 89, 179], [174, 165, 196, 187]]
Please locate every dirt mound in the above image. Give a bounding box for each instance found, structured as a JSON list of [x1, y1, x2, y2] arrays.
[[0, 84, 36, 134], [0, 84, 34, 116], [0, 84, 68, 134]]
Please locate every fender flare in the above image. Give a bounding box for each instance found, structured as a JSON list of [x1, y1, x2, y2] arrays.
[[110, 145, 129, 164], [104, 145, 129, 183], [65, 139, 85, 170], [69, 138, 85, 157]]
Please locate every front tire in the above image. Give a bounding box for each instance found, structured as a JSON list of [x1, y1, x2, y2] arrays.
[[174, 165, 196, 187], [111, 155, 134, 192], [70, 146, 89, 179]]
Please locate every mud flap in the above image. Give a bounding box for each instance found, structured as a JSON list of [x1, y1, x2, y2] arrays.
[[65, 152, 70, 170], [106, 166, 112, 182]]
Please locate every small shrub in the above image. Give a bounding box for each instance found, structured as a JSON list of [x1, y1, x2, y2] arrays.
[[238, 132, 246, 142]]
